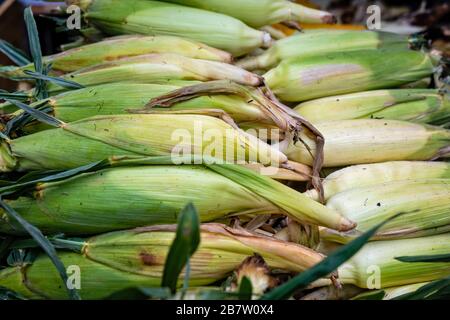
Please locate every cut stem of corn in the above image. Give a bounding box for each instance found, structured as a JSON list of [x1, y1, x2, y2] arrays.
[[283, 119, 450, 167], [0, 223, 325, 299], [0, 35, 232, 79], [264, 49, 436, 102], [0, 162, 354, 235], [294, 89, 450, 125], [68, 0, 272, 56], [152, 0, 335, 28], [238, 30, 410, 70], [320, 179, 450, 243]]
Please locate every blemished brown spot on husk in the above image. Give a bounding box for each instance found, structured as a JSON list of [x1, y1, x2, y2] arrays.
[[139, 252, 161, 266]]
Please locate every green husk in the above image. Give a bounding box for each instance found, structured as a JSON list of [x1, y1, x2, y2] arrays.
[[239, 30, 410, 70], [68, 0, 272, 56], [283, 120, 450, 167], [294, 89, 450, 125], [320, 179, 450, 243], [0, 161, 354, 235], [0, 114, 288, 172], [305, 161, 450, 201], [0, 224, 325, 299], [152, 0, 335, 28], [327, 234, 450, 289], [45, 53, 263, 93], [5, 82, 288, 135], [0, 35, 232, 80], [264, 49, 436, 102]]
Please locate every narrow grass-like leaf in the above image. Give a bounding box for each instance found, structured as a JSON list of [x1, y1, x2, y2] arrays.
[[23, 70, 85, 90], [0, 160, 106, 196], [24, 7, 47, 100], [6, 99, 64, 128], [0, 198, 80, 300], [396, 253, 450, 263], [162, 203, 200, 293], [353, 290, 386, 300], [394, 276, 450, 300], [0, 40, 30, 66], [5, 100, 52, 135], [260, 213, 404, 300], [0, 91, 30, 101], [238, 277, 253, 300]]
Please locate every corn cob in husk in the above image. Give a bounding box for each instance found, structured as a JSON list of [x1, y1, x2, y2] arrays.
[[0, 224, 325, 299], [320, 179, 450, 243], [313, 234, 450, 289], [294, 89, 450, 125], [264, 49, 436, 102], [45, 54, 262, 94], [283, 120, 450, 167], [0, 159, 354, 235], [305, 161, 450, 201], [0, 35, 232, 80], [153, 0, 335, 28], [67, 0, 272, 56], [2, 81, 291, 135], [0, 113, 290, 172], [238, 30, 410, 70]]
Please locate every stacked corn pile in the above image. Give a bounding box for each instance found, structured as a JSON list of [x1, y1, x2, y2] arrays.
[[0, 0, 449, 300]]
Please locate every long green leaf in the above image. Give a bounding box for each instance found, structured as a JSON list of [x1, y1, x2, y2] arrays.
[[394, 276, 450, 300], [0, 160, 107, 197], [162, 203, 200, 293], [0, 199, 80, 300], [238, 277, 253, 300], [0, 91, 30, 101], [23, 70, 85, 90], [260, 213, 404, 300], [0, 40, 30, 66], [6, 99, 64, 128], [396, 253, 450, 263], [24, 7, 47, 100]]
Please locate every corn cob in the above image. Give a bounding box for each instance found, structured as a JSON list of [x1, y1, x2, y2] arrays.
[[46, 54, 262, 93], [0, 224, 325, 299], [283, 120, 450, 167], [4, 82, 291, 135], [320, 179, 450, 243], [294, 89, 450, 125], [306, 161, 450, 201], [312, 234, 450, 289], [264, 49, 436, 102], [0, 35, 232, 80], [67, 0, 272, 56], [152, 0, 336, 28], [353, 282, 429, 300], [238, 30, 410, 70], [0, 161, 354, 234], [0, 114, 289, 172]]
